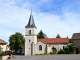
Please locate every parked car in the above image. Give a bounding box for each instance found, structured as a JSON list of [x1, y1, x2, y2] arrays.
[[21, 50, 24, 55], [17, 49, 24, 55]]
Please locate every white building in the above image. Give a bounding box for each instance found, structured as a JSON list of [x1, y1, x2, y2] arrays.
[[25, 12, 69, 56], [0, 39, 7, 51]]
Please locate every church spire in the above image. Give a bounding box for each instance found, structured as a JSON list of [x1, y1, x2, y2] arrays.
[[25, 12, 36, 28]]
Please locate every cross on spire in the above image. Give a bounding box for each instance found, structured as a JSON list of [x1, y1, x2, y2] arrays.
[[31, 8, 32, 14]]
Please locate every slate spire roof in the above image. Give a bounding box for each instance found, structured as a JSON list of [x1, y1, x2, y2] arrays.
[[25, 12, 36, 28]]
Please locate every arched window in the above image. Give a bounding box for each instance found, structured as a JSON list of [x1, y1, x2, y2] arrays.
[[39, 45, 42, 51], [29, 40, 30, 42], [52, 46, 56, 54], [29, 30, 31, 35]]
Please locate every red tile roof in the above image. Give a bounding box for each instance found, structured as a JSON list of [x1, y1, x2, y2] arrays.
[[37, 38, 69, 44], [0, 39, 6, 44]]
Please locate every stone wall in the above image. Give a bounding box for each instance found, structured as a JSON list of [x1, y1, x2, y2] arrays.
[[47, 43, 67, 52], [35, 42, 68, 54], [25, 27, 37, 56], [35, 42, 47, 54], [73, 39, 80, 48]]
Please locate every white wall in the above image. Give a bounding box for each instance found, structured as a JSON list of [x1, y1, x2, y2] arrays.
[[47, 43, 68, 53], [0, 44, 6, 51], [25, 27, 37, 56], [46, 45, 51, 53], [25, 28, 37, 44], [35, 41, 47, 54], [35, 42, 68, 54]]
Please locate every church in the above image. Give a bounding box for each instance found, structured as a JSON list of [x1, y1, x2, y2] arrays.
[[25, 12, 69, 56]]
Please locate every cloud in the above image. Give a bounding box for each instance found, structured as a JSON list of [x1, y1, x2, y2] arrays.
[[0, 0, 80, 44]]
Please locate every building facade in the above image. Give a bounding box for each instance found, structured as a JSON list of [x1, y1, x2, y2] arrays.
[[72, 33, 80, 54], [25, 12, 37, 55], [0, 39, 7, 51], [25, 13, 69, 56]]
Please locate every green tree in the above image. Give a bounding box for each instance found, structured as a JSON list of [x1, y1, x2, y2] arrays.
[[66, 37, 73, 43], [69, 39, 73, 43], [68, 45, 76, 54], [9, 32, 25, 51], [56, 34, 61, 38], [0, 46, 2, 56], [37, 30, 47, 39]]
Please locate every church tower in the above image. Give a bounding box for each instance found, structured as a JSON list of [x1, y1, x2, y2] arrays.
[[25, 12, 37, 56]]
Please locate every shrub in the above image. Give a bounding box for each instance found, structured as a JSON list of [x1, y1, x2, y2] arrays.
[[35, 54, 38, 55], [68, 46, 76, 54], [0, 46, 2, 56], [2, 51, 11, 56], [58, 49, 64, 54], [43, 53, 47, 55], [6, 51, 11, 56], [64, 48, 69, 54], [50, 52, 53, 54], [35, 53, 47, 55]]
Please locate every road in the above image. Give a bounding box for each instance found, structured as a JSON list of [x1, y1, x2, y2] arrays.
[[8, 54, 80, 60]]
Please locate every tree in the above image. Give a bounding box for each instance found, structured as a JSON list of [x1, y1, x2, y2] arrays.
[[66, 36, 73, 43], [37, 30, 47, 39], [9, 32, 25, 51], [0, 46, 2, 56], [69, 39, 73, 43], [56, 34, 61, 38], [68, 45, 76, 54]]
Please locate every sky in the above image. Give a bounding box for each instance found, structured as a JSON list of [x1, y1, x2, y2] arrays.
[[0, 0, 80, 44]]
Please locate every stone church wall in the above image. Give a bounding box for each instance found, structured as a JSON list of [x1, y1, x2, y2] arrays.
[[48, 44, 67, 52], [35, 42, 47, 54], [73, 39, 80, 48]]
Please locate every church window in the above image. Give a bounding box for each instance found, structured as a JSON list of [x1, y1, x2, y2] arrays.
[[63, 46, 64, 50], [29, 30, 31, 35], [39, 45, 42, 51], [52, 46, 56, 54], [29, 40, 30, 42]]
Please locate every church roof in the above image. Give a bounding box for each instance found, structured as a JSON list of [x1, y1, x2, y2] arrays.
[[37, 38, 69, 44], [0, 39, 7, 44], [72, 33, 80, 39], [25, 13, 36, 28]]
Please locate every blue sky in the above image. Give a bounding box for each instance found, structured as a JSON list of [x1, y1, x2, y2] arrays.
[[0, 0, 80, 44]]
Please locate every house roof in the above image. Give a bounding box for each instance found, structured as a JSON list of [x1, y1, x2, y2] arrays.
[[25, 12, 36, 28], [72, 33, 80, 39], [37, 38, 69, 44], [0, 39, 6, 44]]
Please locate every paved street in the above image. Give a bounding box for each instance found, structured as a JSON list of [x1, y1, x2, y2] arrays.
[[8, 54, 80, 60]]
